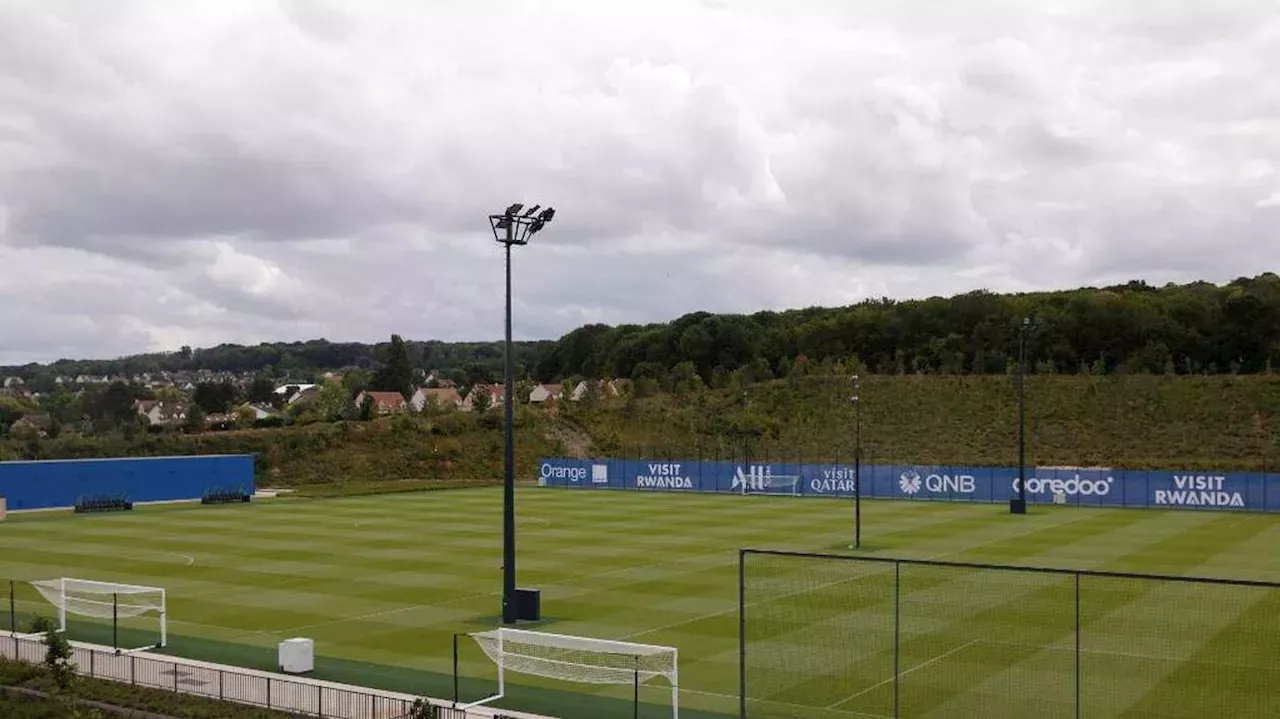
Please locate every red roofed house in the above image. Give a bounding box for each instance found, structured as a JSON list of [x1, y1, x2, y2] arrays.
[[354, 390, 409, 415]]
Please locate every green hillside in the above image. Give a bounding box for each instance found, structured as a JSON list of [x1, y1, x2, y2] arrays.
[[3, 374, 1278, 484], [560, 373, 1280, 471]]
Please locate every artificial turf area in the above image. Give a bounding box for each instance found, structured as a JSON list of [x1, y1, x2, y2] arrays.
[[2, 487, 1279, 718]]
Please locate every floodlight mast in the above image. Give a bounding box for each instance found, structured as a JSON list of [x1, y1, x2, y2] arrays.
[[488, 202, 556, 625]]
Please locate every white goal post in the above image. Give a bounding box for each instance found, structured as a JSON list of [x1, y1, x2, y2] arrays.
[[741, 475, 801, 497], [24, 578, 166, 652], [457, 628, 679, 718]]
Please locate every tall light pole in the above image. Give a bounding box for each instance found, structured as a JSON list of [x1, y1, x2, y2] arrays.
[[852, 374, 863, 548], [489, 202, 556, 624], [1010, 317, 1031, 515]]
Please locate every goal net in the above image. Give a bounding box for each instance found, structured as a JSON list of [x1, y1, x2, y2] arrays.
[[737, 468, 802, 497], [22, 578, 166, 652], [458, 628, 679, 717]]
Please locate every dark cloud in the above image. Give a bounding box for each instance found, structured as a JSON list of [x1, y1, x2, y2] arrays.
[[1, 1, 1278, 363]]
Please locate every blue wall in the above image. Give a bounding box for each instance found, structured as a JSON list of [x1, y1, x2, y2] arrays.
[[0, 455, 255, 511], [536, 457, 1277, 512]]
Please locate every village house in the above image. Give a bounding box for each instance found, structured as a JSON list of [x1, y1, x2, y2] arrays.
[[569, 379, 624, 401], [529, 383, 563, 403], [410, 387, 463, 412], [462, 384, 504, 412], [133, 400, 187, 426], [354, 390, 409, 415]]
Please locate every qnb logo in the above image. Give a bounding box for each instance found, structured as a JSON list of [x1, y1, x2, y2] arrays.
[[1013, 476, 1114, 496], [733, 465, 772, 491], [899, 470, 922, 495]]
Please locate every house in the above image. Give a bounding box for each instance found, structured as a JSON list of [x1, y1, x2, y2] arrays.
[[410, 387, 463, 412], [567, 379, 626, 401], [288, 386, 322, 406], [354, 390, 409, 415], [462, 384, 504, 412], [205, 413, 237, 430], [245, 403, 277, 420], [9, 414, 52, 437], [134, 400, 187, 426], [2, 377, 23, 389], [529, 383, 563, 403]]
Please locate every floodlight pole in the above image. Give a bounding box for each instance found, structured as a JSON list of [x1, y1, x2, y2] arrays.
[[490, 203, 555, 625], [853, 374, 862, 549], [1010, 317, 1031, 515]]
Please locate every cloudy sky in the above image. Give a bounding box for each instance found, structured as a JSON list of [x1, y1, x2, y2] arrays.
[[1, 0, 1278, 364]]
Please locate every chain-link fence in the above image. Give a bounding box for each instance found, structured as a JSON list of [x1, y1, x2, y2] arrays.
[[740, 550, 1280, 718]]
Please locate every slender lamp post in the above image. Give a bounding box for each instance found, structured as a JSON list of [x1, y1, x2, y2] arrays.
[[852, 374, 863, 548], [489, 202, 556, 624], [1010, 317, 1031, 515]]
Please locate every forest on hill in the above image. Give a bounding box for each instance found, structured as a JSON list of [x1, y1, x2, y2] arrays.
[[4, 274, 1279, 386]]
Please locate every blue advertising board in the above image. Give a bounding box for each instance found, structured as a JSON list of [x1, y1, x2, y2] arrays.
[[0, 454, 255, 511], [536, 457, 1278, 512]]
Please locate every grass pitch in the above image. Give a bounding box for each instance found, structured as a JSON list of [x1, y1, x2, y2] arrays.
[[2, 488, 1279, 718]]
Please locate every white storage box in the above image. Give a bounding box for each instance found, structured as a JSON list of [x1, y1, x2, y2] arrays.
[[278, 637, 314, 674]]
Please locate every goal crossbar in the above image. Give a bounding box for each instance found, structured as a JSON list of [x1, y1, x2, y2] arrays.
[[456, 628, 679, 717], [742, 475, 802, 496], [26, 578, 166, 652]]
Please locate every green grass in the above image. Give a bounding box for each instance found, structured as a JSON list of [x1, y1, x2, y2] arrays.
[[2, 490, 1279, 718], [570, 373, 1280, 470]]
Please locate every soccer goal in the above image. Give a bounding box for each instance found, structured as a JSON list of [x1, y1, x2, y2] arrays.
[[19, 578, 166, 653], [741, 474, 802, 497], [454, 628, 679, 718]]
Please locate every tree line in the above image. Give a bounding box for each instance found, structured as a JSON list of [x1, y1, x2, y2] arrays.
[[5, 274, 1279, 387], [536, 274, 1280, 381]]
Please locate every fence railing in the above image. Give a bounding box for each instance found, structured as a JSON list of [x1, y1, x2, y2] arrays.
[[739, 550, 1280, 719], [1, 633, 513, 719]]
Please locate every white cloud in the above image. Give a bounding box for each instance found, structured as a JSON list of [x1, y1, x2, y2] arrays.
[[1, 0, 1278, 363]]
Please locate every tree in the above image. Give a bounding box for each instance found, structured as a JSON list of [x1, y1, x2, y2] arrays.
[[183, 404, 207, 433], [312, 380, 355, 421], [248, 376, 276, 404], [193, 381, 237, 414], [27, 615, 75, 692], [371, 334, 414, 399], [471, 387, 492, 413]]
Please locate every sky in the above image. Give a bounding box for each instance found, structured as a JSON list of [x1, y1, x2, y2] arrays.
[[1, 0, 1278, 365]]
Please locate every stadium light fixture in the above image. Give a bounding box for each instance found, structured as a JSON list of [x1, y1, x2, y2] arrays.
[[488, 202, 556, 624], [1011, 317, 1033, 515]]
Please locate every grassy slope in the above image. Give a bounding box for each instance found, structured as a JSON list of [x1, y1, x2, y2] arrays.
[[1, 490, 1279, 718], [3, 375, 1278, 490], [570, 374, 1280, 470], [0, 408, 560, 487]]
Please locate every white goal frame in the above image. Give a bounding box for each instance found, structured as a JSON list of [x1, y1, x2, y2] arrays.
[[457, 628, 679, 718], [23, 578, 166, 653], [741, 475, 801, 497]]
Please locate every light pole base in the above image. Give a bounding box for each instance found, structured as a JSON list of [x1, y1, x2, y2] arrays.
[[1009, 499, 1027, 514]]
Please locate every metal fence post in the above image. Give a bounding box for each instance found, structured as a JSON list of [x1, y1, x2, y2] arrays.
[[90, 648, 95, 677], [738, 549, 746, 719], [1075, 571, 1082, 719], [130, 655, 135, 685], [894, 561, 901, 719], [173, 660, 178, 692], [219, 669, 224, 700], [267, 677, 272, 709], [318, 683, 323, 717]]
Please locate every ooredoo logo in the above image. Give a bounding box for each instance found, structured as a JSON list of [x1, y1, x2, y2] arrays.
[[899, 470, 922, 495], [1013, 476, 1113, 496]]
